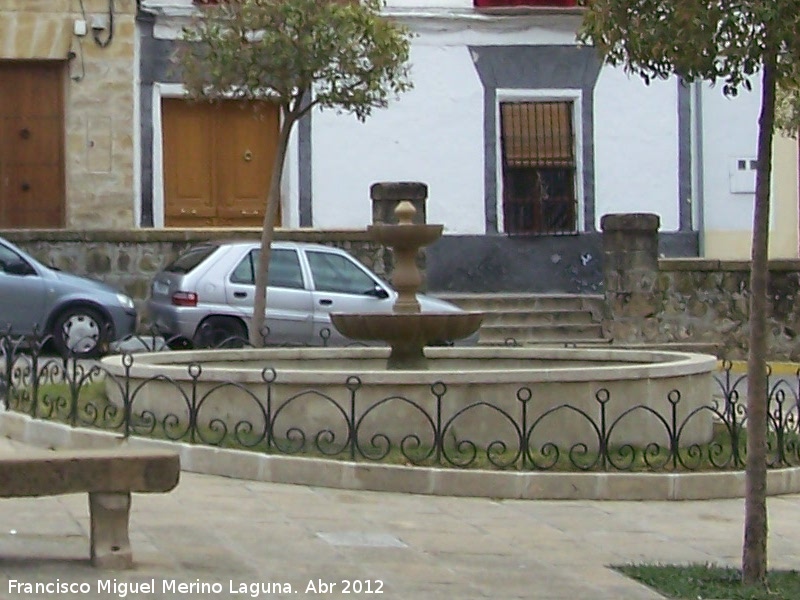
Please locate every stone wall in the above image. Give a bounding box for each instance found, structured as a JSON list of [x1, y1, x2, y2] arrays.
[[655, 260, 800, 360], [0, 0, 137, 228], [8, 217, 800, 359], [602, 214, 800, 361], [1, 229, 388, 328]]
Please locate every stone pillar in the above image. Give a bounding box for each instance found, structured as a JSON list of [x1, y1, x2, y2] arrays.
[[371, 182, 428, 225], [600, 213, 662, 343], [89, 492, 133, 569], [370, 182, 430, 290]]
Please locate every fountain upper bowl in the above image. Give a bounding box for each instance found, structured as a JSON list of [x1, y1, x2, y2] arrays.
[[330, 311, 483, 345], [368, 223, 444, 248]]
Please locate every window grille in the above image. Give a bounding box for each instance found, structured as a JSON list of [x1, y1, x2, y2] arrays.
[[500, 101, 578, 235]]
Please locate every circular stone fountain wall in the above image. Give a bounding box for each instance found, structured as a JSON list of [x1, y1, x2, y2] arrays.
[[102, 347, 717, 452]]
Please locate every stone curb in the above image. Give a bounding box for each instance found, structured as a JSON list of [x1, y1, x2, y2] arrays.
[[721, 359, 800, 376], [3, 411, 800, 501]]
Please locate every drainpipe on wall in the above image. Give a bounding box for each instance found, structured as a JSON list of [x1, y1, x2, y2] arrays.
[[693, 81, 706, 256]]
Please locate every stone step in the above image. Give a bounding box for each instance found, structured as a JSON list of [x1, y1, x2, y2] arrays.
[[433, 293, 608, 346], [609, 342, 723, 356], [435, 292, 605, 315], [479, 323, 605, 345], [480, 338, 614, 348], [479, 309, 595, 327]]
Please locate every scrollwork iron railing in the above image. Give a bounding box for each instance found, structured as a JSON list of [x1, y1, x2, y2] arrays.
[[1, 331, 799, 472]]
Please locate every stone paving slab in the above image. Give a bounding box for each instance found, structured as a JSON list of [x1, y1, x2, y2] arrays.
[[0, 437, 798, 599]]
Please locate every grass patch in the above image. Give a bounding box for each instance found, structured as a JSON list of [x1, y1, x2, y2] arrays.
[[8, 378, 118, 428], [616, 564, 800, 600]]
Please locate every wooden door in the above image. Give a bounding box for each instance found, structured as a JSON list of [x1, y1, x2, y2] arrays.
[[0, 62, 65, 228], [162, 99, 280, 228], [162, 99, 216, 226]]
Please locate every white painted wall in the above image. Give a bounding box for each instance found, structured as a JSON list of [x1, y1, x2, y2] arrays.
[[142, 0, 476, 8], [311, 19, 580, 233], [312, 42, 486, 234], [593, 68, 680, 231], [700, 81, 761, 232], [145, 4, 772, 244], [316, 25, 690, 234], [701, 77, 799, 259], [387, 0, 473, 7]]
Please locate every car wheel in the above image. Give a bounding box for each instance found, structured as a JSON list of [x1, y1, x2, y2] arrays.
[[52, 306, 110, 359], [193, 316, 248, 349]]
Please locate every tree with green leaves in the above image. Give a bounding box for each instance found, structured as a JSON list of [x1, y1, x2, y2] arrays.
[[579, 0, 800, 586], [776, 79, 800, 134], [180, 0, 413, 346]]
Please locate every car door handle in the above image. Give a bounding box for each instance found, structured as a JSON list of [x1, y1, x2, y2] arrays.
[[234, 291, 248, 298], [319, 299, 333, 306]]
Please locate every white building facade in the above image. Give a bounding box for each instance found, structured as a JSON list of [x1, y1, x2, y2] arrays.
[[138, 0, 796, 291]]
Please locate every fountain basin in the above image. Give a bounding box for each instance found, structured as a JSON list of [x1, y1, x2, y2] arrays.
[[102, 347, 716, 454], [330, 312, 483, 369]]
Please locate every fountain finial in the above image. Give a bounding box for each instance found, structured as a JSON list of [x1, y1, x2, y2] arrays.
[[394, 201, 416, 226]]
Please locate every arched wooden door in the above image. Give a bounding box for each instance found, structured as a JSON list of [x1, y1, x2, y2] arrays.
[[161, 99, 281, 228]]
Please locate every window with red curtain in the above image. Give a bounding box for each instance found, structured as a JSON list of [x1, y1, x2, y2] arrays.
[[474, 0, 579, 7]]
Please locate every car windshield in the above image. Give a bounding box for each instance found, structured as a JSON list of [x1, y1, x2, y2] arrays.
[[164, 245, 217, 274]]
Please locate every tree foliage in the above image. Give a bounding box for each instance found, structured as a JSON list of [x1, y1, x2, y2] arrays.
[[179, 0, 413, 346], [579, 0, 800, 587], [181, 0, 412, 120], [776, 79, 800, 136], [580, 1, 800, 95]]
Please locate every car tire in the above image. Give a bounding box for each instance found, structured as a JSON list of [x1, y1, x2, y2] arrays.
[[52, 306, 110, 359], [193, 316, 248, 349]]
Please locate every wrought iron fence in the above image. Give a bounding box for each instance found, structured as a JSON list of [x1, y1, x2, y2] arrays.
[[1, 330, 799, 472]]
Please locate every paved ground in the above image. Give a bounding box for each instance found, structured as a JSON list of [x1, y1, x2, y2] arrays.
[[1, 438, 799, 600]]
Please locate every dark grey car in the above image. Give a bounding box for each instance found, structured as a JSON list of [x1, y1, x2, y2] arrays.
[[0, 236, 137, 357]]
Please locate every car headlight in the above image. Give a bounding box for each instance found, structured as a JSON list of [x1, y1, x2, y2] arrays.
[[117, 294, 136, 311]]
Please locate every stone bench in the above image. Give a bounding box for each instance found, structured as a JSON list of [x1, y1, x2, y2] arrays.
[[0, 448, 180, 569]]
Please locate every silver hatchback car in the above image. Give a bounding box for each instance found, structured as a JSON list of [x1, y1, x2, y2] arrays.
[[147, 241, 470, 348], [0, 236, 138, 358]]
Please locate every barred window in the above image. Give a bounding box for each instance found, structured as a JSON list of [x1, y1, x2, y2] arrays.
[[500, 101, 577, 235]]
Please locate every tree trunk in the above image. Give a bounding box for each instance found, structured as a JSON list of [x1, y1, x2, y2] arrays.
[[742, 46, 778, 586], [250, 111, 295, 347]]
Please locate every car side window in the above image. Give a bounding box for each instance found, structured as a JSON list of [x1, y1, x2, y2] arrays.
[[230, 249, 304, 289], [0, 245, 32, 276], [307, 251, 376, 294], [230, 251, 255, 285]]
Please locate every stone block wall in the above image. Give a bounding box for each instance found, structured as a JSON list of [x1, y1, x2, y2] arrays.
[[2, 229, 387, 329], [0, 0, 137, 228], [7, 217, 800, 360], [602, 214, 800, 361]]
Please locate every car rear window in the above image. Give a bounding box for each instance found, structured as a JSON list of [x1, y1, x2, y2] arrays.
[[164, 246, 217, 274]]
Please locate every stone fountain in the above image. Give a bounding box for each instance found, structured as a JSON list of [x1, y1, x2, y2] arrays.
[[329, 186, 483, 370], [102, 183, 718, 465]]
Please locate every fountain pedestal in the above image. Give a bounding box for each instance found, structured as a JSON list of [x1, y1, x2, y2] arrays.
[[330, 188, 483, 370]]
